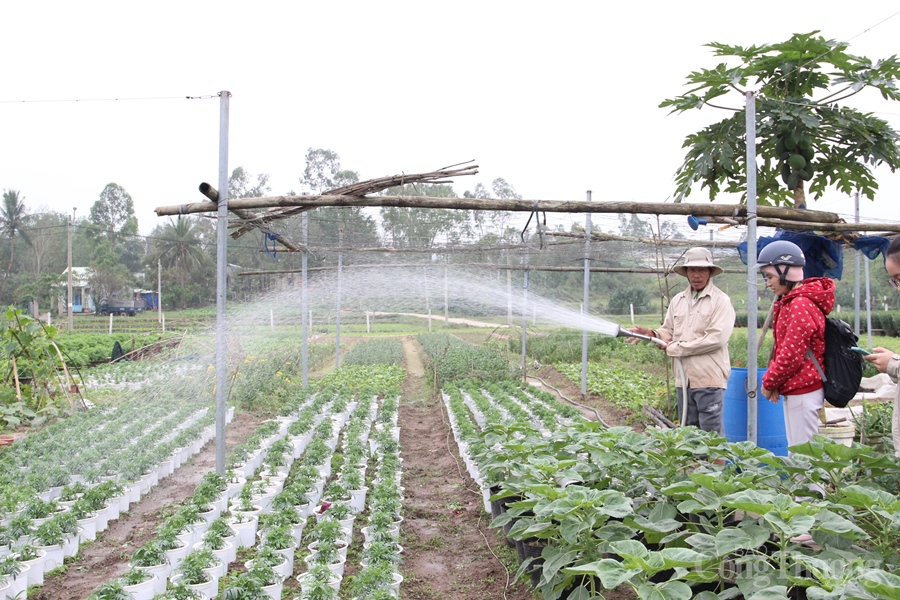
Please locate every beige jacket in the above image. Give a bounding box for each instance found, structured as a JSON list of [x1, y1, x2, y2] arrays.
[[882, 356, 900, 457], [655, 281, 735, 389]]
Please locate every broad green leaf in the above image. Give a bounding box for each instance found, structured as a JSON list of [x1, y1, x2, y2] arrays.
[[657, 547, 709, 568], [747, 586, 789, 600], [764, 512, 815, 537], [721, 490, 778, 515], [636, 580, 693, 600], [685, 533, 717, 553], [564, 559, 641, 589], [594, 522, 638, 543], [715, 528, 759, 556], [814, 509, 868, 537], [541, 549, 579, 580], [627, 514, 684, 534], [859, 569, 900, 596], [609, 539, 650, 560]]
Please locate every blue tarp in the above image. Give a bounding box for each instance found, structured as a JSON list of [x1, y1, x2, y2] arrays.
[[737, 231, 892, 280]]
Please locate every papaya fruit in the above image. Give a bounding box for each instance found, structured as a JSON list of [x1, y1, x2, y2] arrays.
[[787, 172, 800, 191], [781, 162, 791, 184], [804, 159, 815, 174], [798, 137, 812, 153], [785, 132, 799, 151], [775, 137, 787, 155], [788, 154, 807, 170], [801, 146, 814, 161], [798, 169, 811, 181]]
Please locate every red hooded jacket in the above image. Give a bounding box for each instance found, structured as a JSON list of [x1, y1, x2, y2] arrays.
[[762, 277, 836, 396]]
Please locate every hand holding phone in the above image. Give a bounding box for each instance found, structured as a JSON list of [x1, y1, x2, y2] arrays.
[[850, 347, 872, 356]]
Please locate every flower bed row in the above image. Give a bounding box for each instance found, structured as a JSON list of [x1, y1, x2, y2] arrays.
[[480, 422, 900, 599], [85, 363, 407, 600], [0, 404, 230, 598]]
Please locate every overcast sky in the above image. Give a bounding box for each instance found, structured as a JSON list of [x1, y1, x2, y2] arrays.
[[3, 1, 899, 243]]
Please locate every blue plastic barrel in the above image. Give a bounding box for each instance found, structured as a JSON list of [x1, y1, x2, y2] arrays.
[[723, 367, 788, 456]]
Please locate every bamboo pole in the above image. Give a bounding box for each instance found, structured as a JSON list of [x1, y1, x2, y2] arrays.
[[236, 263, 747, 276], [157, 195, 842, 224]]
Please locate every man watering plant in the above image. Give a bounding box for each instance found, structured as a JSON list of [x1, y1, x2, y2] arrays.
[[628, 247, 735, 433]]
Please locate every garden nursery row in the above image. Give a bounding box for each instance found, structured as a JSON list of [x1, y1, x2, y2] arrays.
[[0, 331, 898, 600]]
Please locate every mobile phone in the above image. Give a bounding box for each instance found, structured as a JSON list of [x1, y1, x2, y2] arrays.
[[850, 347, 872, 356]]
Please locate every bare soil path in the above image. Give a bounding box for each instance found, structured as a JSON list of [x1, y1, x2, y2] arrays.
[[398, 336, 534, 600], [32, 411, 265, 600]]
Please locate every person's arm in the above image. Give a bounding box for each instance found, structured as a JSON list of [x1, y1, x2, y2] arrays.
[[654, 298, 677, 344], [865, 348, 900, 383], [761, 298, 818, 392], [665, 295, 735, 358]]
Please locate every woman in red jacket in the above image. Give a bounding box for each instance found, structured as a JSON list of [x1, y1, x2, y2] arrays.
[[756, 240, 836, 450]]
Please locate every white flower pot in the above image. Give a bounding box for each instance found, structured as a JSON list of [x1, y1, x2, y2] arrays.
[[36, 543, 65, 572], [307, 539, 349, 561], [106, 499, 121, 522], [131, 561, 170, 595], [77, 514, 98, 542], [158, 458, 175, 479], [262, 578, 283, 599], [123, 573, 158, 600], [63, 533, 79, 558], [5, 564, 30, 600], [203, 555, 227, 581], [21, 548, 47, 586], [229, 515, 259, 548], [297, 568, 341, 593], [304, 552, 346, 577], [164, 539, 190, 572], [170, 572, 218, 599], [349, 487, 368, 513]]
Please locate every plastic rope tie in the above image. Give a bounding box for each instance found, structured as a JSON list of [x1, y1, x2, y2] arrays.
[[264, 231, 280, 259]]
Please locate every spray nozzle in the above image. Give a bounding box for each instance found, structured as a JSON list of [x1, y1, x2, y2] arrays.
[[614, 325, 666, 347]]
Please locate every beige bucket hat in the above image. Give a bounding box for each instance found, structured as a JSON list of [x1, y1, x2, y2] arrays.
[[673, 247, 724, 277]]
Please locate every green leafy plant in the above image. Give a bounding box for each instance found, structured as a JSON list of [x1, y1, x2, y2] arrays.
[[150, 580, 204, 599], [130, 542, 169, 568], [120, 567, 153, 587], [175, 547, 215, 585], [86, 580, 131, 600], [661, 31, 900, 207]]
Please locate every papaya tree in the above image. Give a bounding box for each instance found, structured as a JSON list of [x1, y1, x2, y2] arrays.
[[661, 31, 900, 207]]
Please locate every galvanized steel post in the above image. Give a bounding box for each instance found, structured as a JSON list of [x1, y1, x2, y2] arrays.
[[335, 228, 343, 369], [215, 90, 230, 475], [301, 212, 309, 387], [745, 91, 759, 445], [581, 190, 592, 396]]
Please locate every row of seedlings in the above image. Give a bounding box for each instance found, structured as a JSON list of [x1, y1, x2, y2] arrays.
[[85, 388, 324, 600], [351, 394, 404, 600], [219, 390, 360, 599], [210, 390, 344, 599], [476, 381, 582, 433], [296, 392, 377, 598], [88, 415, 295, 600], [0, 398, 226, 598]]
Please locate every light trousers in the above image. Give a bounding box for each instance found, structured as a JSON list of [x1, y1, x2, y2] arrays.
[[783, 388, 824, 453]]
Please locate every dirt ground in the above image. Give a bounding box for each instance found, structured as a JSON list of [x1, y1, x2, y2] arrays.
[[31, 412, 265, 600], [398, 336, 534, 600], [528, 365, 641, 429]]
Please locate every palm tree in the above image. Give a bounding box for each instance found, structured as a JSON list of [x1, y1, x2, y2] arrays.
[[156, 217, 207, 285], [0, 189, 31, 302]]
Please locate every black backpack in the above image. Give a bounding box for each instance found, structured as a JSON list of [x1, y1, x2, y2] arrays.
[[806, 318, 864, 408]]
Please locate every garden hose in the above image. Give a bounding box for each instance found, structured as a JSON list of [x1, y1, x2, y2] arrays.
[[675, 358, 689, 428], [526, 375, 611, 428]]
